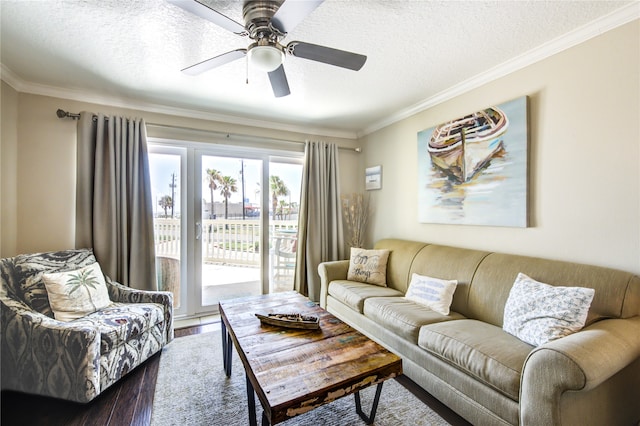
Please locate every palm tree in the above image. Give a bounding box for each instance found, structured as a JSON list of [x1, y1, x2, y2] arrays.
[[269, 175, 289, 219], [65, 268, 103, 311], [205, 168, 221, 219], [219, 175, 238, 219], [158, 195, 173, 218], [278, 200, 289, 219]]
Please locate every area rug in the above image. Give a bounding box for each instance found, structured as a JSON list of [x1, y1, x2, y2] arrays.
[[150, 331, 451, 425]]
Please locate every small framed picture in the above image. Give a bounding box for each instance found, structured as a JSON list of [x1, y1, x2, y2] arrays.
[[365, 165, 382, 190]]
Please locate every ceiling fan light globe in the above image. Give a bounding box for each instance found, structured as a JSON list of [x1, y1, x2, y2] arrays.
[[249, 45, 284, 72]]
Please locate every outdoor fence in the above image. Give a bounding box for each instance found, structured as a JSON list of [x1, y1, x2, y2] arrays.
[[154, 218, 297, 266]]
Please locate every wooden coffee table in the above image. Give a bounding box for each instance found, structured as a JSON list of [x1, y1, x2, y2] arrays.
[[219, 291, 402, 425]]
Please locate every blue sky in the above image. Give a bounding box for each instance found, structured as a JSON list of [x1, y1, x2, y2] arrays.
[[149, 153, 302, 216]]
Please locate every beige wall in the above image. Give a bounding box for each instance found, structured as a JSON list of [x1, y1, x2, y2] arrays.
[[1, 81, 19, 257], [361, 20, 640, 275], [3, 21, 638, 276], [1, 92, 360, 257]]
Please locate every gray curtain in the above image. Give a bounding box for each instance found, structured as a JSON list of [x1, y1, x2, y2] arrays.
[[76, 112, 157, 290], [294, 141, 345, 302]]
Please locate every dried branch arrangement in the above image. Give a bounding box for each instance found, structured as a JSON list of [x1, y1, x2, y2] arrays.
[[341, 192, 370, 248]]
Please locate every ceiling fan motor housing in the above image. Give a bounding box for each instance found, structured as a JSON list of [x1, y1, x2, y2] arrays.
[[243, 0, 285, 41]]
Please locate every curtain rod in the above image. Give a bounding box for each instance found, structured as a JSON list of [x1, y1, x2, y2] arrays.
[[56, 109, 81, 120], [56, 109, 103, 122], [56, 109, 361, 153]]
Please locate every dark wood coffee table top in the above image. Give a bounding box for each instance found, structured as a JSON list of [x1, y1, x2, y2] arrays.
[[219, 291, 402, 425]]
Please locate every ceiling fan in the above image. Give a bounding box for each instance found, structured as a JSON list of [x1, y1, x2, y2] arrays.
[[167, 0, 367, 97]]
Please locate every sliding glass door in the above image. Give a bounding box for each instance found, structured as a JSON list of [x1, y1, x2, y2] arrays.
[[268, 159, 303, 293], [149, 141, 302, 318], [197, 154, 263, 310], [149, 146, 187, 316]]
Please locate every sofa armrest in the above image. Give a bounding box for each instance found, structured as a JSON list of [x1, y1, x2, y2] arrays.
[[520, 316, 640, 425], [106, 277, 174, 342], [0, 295, 102, 403], [317, 260, 350, 308]]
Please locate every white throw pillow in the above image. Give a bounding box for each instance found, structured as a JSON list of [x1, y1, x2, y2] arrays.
[[347, 247, 390, 286], [42, 262, 111, 322], [503, 273, 595, 346], [405, 273, 458, 315]]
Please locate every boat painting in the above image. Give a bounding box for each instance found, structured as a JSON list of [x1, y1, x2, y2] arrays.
[[428, 107, 508, 183], [417, 96, 528, 227]]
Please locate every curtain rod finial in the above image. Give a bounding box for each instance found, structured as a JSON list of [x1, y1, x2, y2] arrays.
[[56, 109, 81, 120], [355, 147, 362, 153]]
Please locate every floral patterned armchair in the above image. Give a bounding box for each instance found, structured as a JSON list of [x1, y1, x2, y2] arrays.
[[0, 248, 173, 403]]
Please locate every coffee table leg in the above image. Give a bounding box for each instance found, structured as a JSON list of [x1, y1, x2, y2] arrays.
[[225, 332, 232, 376], [221, 321, 227, 369], [354, 382, 384, 425], [221, 321, 232, 377], [246, 374, 271, 426], [246, 374, 257, 426]]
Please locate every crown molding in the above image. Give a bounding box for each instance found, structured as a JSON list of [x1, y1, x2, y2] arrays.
[[358, 3, 640, 137], [0, 64, 358, 141], [0, 64, 25, 92]]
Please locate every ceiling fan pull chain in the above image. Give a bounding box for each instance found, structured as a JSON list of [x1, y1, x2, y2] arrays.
[[246, 54, 249, 85]]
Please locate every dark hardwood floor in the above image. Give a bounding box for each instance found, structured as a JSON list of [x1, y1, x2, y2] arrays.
[[0, 324, 217, 426], [1, 322, 470, 426]]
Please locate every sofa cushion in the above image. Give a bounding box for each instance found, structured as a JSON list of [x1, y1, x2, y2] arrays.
[[42, 262, 112, 322], [373, 239, 428, 291], [405, 273, 458, 315], [364, 297, 465, 343], [74, 302, 165, 354], [503, 273, 595, 346], [418, 319, 533, 401], [408, 244, 490, 314], [328, 281, 403, 313], [465, 253, 636, 327], [347, 248, 390, 286]]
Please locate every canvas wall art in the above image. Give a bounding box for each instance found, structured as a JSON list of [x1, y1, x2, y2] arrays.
[[417, 96, 528, 227], [365, 165, 382, 190]]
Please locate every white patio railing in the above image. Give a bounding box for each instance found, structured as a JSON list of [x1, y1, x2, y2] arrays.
[[153, 218, 298, 266]]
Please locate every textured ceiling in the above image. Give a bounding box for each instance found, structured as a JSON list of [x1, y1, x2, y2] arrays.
[[0, 0, 636, 137]]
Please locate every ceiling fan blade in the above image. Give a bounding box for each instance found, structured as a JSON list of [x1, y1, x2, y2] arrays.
[[287, 41, 366, 71], [268, 65, 291, 97], [167, 0, 247, 35], [271, 0, 324, 35], [182, 49, 247, 76]]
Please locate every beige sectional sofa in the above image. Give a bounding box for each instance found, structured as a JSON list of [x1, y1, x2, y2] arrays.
[[318, 239, 640, 426]]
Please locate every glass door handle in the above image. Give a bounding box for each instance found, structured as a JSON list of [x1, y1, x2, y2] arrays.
[[195, 221, 202, 240]]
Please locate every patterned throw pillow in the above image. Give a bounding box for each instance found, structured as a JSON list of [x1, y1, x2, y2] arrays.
[[405, 273, 458, 315], [503, 273, 595, 346], [347, 248, 390, 286], [42, 262, 112, 322], [0, 248, 97, 317]]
